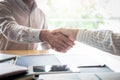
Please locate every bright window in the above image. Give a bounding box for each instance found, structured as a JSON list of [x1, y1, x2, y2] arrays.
[[37, 0, 120, 30]]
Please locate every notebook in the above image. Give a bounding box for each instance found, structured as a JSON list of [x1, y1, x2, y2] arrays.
[[0, 63, 27, 79]]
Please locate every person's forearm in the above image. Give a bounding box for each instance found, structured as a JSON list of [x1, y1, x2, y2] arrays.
[[0, 17, 41, 43], [39, 29, 50, 42], [77, 29, 120, 55], [39, 30, 52, 50]]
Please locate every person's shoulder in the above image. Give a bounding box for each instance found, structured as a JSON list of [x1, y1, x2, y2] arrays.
[[0, 0, 13, 14], [36, 8, 46, 15], [0, 0, 12, 8], [37, 8, 45, 13]]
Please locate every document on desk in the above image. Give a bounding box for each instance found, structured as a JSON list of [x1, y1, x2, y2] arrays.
[[39, 73, 99, 80], [15, 54, 61, 67], [0, 63, 27, 79], [0, 53, 16, 62], [55, 54, 104, 66], [39, 73, 80, 80], [96, 73, 120, 80]]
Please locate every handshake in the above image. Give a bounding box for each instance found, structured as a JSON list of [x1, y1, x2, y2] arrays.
[[40, 28, 79, 53]]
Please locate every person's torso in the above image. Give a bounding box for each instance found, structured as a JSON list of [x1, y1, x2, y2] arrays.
[[0, 0, 46, 50]]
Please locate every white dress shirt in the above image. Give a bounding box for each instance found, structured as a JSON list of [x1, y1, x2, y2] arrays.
[[0, 0, 48, 50], [77, 29, 120, 55]]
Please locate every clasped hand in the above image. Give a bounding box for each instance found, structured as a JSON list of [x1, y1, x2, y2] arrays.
[[40, 28, 77, 53]]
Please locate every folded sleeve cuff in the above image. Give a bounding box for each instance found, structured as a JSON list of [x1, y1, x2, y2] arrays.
[[76, 30, 83, 41], [76, 29, 89, 42], [29, 29, 41, 43]]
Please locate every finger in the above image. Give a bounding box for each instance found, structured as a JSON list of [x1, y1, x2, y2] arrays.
[[48, 37, 67, 51], [56, 34, 74, 49], [54, 33, 71, 47], [52, 29, 62, 34], [62, 37, 75, 47], [52, 40, 72, 53], [58, 33, 75, 47], [48, 32, 73, 52], [52, 40, 68, 51], [53, 40, 73, 53], [54, 47, 68, 53]]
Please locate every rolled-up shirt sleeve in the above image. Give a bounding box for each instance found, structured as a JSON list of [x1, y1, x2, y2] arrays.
[[0, 16, 41, 43], [0, 4, 41, 43]]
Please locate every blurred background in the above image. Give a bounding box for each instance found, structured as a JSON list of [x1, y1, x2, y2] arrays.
[[36, 0, 120, 53], [0, 0, 120, 71], [36, 0, 120, 31], [36, 0, 120, 72]]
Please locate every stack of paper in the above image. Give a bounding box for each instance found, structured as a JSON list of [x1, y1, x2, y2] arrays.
[[39, 73, 120, 80], [0, 53, 16, 62], [96, 73, 120, 80], [0, 63, 27, 79], [39, 73, 99, 80]]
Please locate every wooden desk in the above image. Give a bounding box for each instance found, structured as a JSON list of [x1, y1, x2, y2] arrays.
[[0, 50, 48, 56]]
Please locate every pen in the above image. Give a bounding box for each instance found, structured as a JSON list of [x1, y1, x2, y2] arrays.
[[77, 64, 105, 68]]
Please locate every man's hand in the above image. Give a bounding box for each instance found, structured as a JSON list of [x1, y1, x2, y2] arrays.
[[39, 30, 75, 53], [53, 28, 79, 40]]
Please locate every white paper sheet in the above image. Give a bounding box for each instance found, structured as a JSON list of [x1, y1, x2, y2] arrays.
[[39, 73, 99, 80]]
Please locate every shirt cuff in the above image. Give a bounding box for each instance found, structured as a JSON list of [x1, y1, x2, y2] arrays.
[[29, 29, 41, 43], [76, 30, 81, 41], [76, 29, 87, 42]]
